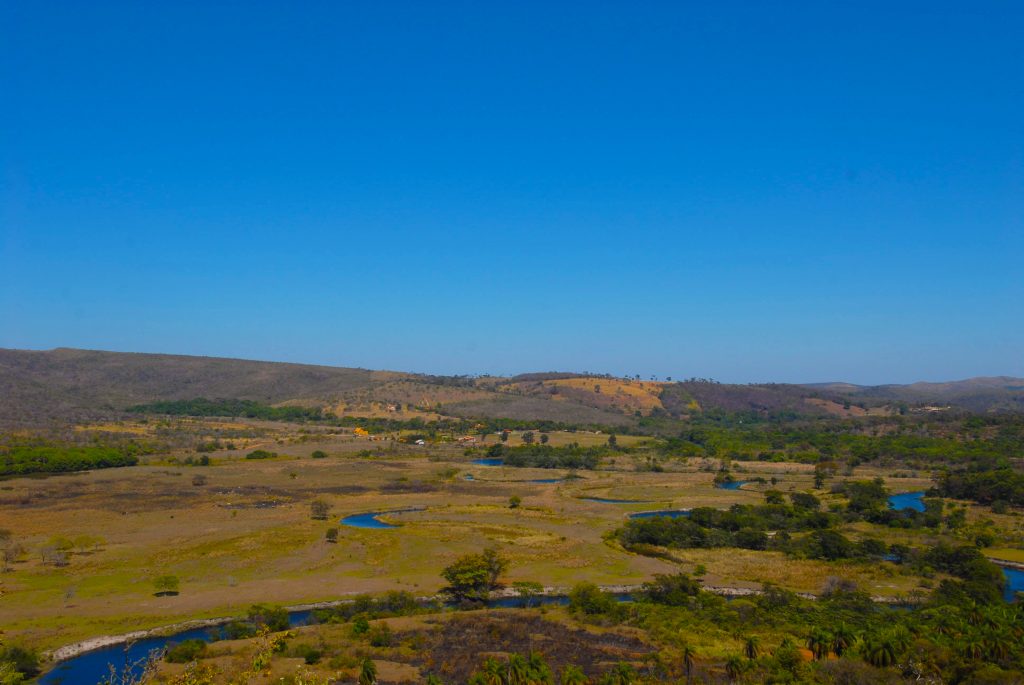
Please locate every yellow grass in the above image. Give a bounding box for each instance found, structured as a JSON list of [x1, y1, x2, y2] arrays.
[[0, 433, 956, 653]]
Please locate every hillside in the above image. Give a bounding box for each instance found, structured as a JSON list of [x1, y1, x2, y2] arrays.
[[0, 348, 388, 426], [2, 348, 1021, 428]]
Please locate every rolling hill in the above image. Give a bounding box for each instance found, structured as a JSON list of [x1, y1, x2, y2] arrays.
[[1, 347, 1021, 428]]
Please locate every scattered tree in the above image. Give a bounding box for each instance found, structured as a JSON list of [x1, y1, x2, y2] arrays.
[[311, 499, 330, 520], [153, 575, 180, 596]]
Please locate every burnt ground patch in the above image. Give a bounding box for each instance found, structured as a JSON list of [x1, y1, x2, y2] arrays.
[[398, 611, 654, 683]]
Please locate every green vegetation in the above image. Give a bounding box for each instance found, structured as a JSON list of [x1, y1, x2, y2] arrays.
[[153, 574, 180, 596], [164, 639, 206, 663], [491, 443, 614, 469], [938, 464, 1024, 507], [128, 398, 327, 422], [0, 443, 140, 476], [441, 548, 508, 603]]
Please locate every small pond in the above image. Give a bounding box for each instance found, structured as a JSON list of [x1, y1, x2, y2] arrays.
[[471, 458, 503, 466], [1003, 567, 1024, 602], [888, 492, 925, 512], [716, 480, 750, 490]]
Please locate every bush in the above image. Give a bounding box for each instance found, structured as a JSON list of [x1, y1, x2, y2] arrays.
[[351, 616, 370, 636], [642, 573, 701, 606], [568, 582, 616, 615], [0, 645, 39, 678], [245, 450, 276, 460], [248, 603, 290, 631], [222, 620, 257, 640], [289, 644, 322, 665], [311, 450, 328, 459], [367, 622, 392, 647], [165, 639, 207, 663]]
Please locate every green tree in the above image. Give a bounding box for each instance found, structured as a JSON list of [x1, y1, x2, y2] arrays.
[[831, 624, 855, 657], [568, 582, 615, 615], [540, 433, 550, 445], [247, 603, 289, 631], [813, 465, 827, 489], [441, 548, 507, 602], [806, 628, 831, 660], [521, 431, 535, 445], [509, 496, 522, 509], [153, 575, 180, 596], [680, 643, 696, 685], [861, 632, 898, 668]]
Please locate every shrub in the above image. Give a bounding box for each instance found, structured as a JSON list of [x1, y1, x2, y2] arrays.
[[568, 582, 616, 615], [368, 622, 392, 647], [165, 639, 207, 663], [248, 603, 290, 631]]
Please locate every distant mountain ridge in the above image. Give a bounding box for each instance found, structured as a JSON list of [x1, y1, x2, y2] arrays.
[[1, 347, 1021, 427], [804, 376, 1024, 412]]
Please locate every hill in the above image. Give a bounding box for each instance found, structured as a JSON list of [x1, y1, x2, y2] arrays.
[[0, 348, 387, 426], [806, 376, 1024, 413], [2, 347, 1021, 428]]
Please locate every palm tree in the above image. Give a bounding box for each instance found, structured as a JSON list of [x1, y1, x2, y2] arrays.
[[831, 624, 854, 657], [806, 628, 831, 660], [469, 658, 506, 685], [508, 654, 529, 685], [680, 643, 696, 685], [743, 635, 761, 661], [861, 634, 897, 668], [527, 652, 553, 684], [358, 658, 377, 685], [600, 663, 636, 685], [724, 655, 745, 683], [560, 665, 589, 685]]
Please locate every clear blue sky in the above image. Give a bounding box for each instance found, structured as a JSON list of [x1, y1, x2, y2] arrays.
[[2, 2, 1022, 383]]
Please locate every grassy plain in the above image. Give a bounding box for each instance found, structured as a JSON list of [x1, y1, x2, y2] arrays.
[[0, 421, 988, 655]]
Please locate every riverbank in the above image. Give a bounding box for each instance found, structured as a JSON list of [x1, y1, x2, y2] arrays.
[[44, 580, 916, 666], [988, 557, 1024, 571]]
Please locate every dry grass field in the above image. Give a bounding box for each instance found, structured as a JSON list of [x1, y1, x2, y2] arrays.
[[0, 422, 959, 655]]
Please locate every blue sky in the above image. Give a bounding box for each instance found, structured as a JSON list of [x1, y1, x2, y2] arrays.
[[2, 2, 1022, 383]]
